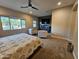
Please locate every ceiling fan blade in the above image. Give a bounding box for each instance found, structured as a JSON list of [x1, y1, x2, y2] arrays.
[[28, 0, 31, 4], [21, 6, 28, 8], [28, 0, 32, 6], [31, 6, 39, 10]]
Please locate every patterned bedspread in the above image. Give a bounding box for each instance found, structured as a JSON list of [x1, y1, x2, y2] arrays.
[[0, 33, 41, 59]]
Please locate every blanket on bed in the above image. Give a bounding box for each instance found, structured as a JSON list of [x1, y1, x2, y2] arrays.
[[0, 33, 41, 59]]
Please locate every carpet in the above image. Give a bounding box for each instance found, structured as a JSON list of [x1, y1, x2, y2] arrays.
[[28, 36, 74, 59]]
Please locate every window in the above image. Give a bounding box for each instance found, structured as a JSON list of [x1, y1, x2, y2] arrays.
[[33, 20, 37, 27], [1, 16, 10, 30], [21, 20, 26, 28], [10, 18, 21, 30], [0, 16, 26, 30]]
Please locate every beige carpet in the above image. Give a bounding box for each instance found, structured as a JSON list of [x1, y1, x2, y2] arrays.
[[29, 35, 74, 59]]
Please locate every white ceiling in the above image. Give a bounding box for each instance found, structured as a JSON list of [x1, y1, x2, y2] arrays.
[[0, 0, 75, 17]]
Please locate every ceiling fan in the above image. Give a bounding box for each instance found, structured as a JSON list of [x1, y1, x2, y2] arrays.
[[21, 0, 39, 10]]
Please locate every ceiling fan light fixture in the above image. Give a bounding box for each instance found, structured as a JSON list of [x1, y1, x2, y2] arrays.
[[29, 11, 32, 14], [57, 2, 61, 6]]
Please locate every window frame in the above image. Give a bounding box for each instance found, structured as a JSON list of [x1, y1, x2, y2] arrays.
[[21, 19, 26, 29], [0, 16, 26, 30], [0, 16, 11, 30], [33, 20, 37, 28], [10, 18, 22, 30]]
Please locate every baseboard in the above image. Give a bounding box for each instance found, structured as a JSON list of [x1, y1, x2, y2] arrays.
[[73, 51, 77, 59], [64, 38, 77, 59], [51, 34, 72, 42], [64, 38, 72, 42]]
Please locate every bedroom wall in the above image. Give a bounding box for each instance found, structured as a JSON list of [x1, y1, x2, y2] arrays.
[[71, 10, 78, 59], [0, 6, 38, 37], [51, 6, 73, 39], [71, 1, 78, 58], [51, 3, 78, 58]]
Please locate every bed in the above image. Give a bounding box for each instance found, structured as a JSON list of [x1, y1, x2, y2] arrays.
[[0, 33, 42, 59]]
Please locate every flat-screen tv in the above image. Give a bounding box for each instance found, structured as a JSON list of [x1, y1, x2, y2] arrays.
[[40, 19, 50, 24]]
